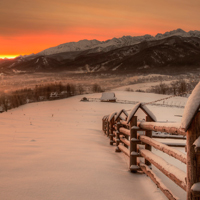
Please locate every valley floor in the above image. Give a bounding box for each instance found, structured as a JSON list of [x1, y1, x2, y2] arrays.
[[0, 90, 186, 199]]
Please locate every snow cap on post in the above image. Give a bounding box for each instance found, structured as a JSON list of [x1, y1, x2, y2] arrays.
[[108, 112, 117, 122], [115, 109, 128, 121], [103, 115, 109, 120], [140, 104, 157, 122], [127, 103, 156, 123], [181, 81, 200, 131]]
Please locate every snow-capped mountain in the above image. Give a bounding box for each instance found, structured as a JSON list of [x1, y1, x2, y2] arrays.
[[1, 29, 200, 75], [37, 29, 200, 56], [1, 35, 200, 75]]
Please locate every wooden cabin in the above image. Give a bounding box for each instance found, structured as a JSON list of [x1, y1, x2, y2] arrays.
[[100, 92, 116, 102]]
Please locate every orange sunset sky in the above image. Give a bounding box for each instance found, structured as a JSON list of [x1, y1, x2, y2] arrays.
[[0, 0, 200, 59]]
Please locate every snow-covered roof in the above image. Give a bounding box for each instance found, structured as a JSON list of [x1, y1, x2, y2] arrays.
[[127, 103, 157, 123], [100, 92, 116, 101], [115, 109, 128, 121], [60, 91, 68, 94], [181, 81, 200, 131], [108, 112, 117, 122], [193, 136, 200, 152]]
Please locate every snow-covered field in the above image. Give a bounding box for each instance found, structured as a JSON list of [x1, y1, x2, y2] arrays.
[[0, 90, 187, 200], [114, 80, 173, 91]]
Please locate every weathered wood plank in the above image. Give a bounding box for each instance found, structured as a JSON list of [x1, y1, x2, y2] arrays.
[[120, 137, 130, 147], [139, 148, 186, 191], [139, 162, 179, 200], [113, 137, 117, 143], [140, 135, 187, 164], [119, 127, 130, 136], [137, 121, 186, 136], [120, 120, 129, 126], [152, 135, 186, 140], [162, 142, 185, 147], [118, 144, 130, 157]]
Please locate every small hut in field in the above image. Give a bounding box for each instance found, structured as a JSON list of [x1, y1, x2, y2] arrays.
[[100, 92, 116, 102]]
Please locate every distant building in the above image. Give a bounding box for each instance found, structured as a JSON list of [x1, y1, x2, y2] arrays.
[[50, 92, 59, 99], [0, 105, 3, 113], [39, 96, 46, 101], [26, 99, 34, 103], [59, 91, 68, 97], [100, 92, 116, 102]]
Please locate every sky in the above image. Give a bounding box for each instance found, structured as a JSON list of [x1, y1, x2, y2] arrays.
[[0, 0, 200, 58]]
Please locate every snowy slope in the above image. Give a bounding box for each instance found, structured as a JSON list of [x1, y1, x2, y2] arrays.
[[0, 91, 188, 200]]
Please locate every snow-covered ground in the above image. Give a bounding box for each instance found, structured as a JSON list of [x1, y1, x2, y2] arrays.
[[0, 90, 187, 200], [114, 80, 173, 92]]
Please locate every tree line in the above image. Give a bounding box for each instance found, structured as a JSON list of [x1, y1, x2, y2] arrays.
[[146, 79, 199, 96], [0, 82, 103, 112]]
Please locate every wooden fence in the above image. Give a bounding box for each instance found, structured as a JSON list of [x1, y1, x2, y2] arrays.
[[102, 82, 200, 200]]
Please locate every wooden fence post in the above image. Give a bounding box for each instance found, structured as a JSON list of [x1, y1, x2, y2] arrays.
[[102, 117, 104, 132], [107, 119, 110, 137], [105, 118, 108, 135], [187, 111, 200, 200], [115, 122, 121, 152], [145, 116, 152, 167], [130, 116, 140, 172], [124, 126, 129, 148], [110, 118, 114, 145]]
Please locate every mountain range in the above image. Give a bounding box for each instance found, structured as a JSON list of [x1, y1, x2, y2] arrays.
[[1, 28, 200, 75]]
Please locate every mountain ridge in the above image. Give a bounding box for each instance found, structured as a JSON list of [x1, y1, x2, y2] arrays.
[[35, 28, 200, 56], [1, 35, 200, 75]]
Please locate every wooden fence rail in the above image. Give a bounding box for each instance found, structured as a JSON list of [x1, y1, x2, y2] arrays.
[[101, 82, 200, 200]]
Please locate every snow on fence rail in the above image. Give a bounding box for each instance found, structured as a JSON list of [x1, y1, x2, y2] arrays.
[[102, 82, 200, 200]]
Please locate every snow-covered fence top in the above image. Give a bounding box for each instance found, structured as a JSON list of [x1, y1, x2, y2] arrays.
[[102, 81, 200, 200], [181, 81, 200, 131]]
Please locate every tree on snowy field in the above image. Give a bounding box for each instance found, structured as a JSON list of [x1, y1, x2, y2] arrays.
[[171, 81, 177, 95], [0, 94, 8, 112], [178, 80, 187, 95], [159, 83, 168, 94], [66, 83, 71, 96], [78, 84, 84, 94], [70, 84, 76, 95], [92, 83, 103, 93]]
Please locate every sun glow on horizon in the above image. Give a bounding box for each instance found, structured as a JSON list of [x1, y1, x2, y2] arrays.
[[0, 55, 19, 59]]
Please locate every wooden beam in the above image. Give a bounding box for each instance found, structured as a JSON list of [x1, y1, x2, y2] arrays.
[[113, 131, 117, 136], [120, 137, 130, 147], [139, 148, 186, 191], [118, 144, 130, 157], [140, 135, 187, 164], [152, 135, 186, 140], [120, 120, 129, 127], [162, 143, 185, 147], [119, 127, 130, 136], [137, 121, 186, 136], [139, 162, 179, 200]]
